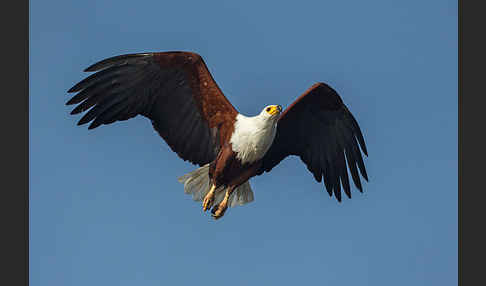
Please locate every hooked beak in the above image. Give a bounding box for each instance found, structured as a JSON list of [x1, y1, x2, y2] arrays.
[[269, 105, 282, 116]]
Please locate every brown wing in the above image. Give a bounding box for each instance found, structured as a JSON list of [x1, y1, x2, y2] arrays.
[[66, 51, 238, 166], [257, 83, 368, 202]]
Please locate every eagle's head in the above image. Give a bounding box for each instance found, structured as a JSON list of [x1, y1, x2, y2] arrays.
[[260, 105, 282, 121]]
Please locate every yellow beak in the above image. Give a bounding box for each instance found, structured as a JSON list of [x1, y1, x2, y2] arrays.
[[268, 105, 282, 115]]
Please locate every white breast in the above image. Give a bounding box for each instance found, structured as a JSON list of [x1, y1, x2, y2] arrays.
[[229, 113, 278, 164]]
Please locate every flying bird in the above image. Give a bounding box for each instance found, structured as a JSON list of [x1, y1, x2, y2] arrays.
[[67, 51, 368, 219]]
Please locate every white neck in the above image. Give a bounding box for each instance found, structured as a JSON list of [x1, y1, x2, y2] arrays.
[[229, 113, 278, 164]]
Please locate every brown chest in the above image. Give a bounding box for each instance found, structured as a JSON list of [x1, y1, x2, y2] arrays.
[[209, 144, 263, 188]]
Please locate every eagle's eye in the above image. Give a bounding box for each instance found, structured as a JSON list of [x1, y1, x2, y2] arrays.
[[266, 107, 271, 112]]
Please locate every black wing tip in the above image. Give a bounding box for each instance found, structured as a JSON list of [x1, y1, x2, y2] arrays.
[[324, 177, 365, 202], [363, 174, 369, 182], [361, 144, 368, 157], [344, 188, 352, 199], [77, 115, 92, 126], [88, 122, 100, 130], [360, 142, 369, 157], [347, 112, 368, 157], [353, 175, 366, 191], [324, 184, 345, 203], [325, 186, 343, 203], [360, 166, 369, 182], [76, 118, 100, 130], [66, 95, 81, 106], [83, 53, 153, 72], [67, 84, 83, 93]]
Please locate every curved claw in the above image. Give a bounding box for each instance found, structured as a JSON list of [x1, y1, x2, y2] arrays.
[[211, 203, 228, 220], [203, 195, 214, 211], [202, 185, 216, 212]]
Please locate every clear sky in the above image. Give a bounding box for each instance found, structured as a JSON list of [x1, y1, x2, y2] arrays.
[[30, 1, 457, 285]]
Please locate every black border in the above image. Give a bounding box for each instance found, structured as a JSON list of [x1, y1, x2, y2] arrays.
[[4, 0, 28, 284], [458, 1, 461, 284], [460, 0, 484, 285], [458, 0, 462, 284]]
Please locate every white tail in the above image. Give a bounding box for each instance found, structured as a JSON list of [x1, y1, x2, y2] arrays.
[[177, 164, 254, 207]]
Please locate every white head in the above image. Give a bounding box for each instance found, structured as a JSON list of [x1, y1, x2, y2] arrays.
[[259, 105, 282, 122]]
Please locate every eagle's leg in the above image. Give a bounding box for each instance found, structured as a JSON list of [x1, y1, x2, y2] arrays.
[[202, 184, 216, 212], [211, 186, 235, 220]]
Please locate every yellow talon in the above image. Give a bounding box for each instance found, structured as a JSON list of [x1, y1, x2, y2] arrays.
[[211, 203, 228, 219], [211, 189, 231, 219], [202, 185, 216, 211]]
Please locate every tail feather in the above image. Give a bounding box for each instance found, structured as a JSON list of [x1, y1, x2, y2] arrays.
[[177, 164, 213, 201], [229, 181, 254, 207], [178, 164, 254, 207]]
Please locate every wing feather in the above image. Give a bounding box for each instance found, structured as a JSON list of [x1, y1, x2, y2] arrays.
[[67, 51, 238, 166], [258, 82, 368, 201]]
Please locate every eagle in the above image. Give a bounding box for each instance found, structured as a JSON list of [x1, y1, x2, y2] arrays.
[[67, 51, 368, 219]]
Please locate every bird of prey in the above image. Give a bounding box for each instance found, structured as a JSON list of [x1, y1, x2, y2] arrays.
[[67, 51, 368, 220]]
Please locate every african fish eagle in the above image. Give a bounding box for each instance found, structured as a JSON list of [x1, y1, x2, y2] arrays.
[[66, 51, 369, 219]]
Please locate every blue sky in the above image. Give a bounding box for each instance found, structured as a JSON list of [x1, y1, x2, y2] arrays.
[[30, 1, 457, 285]]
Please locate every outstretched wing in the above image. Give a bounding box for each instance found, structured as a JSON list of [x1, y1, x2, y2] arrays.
[[257, 83, 368, 202], [67, 51, 238, 166]]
